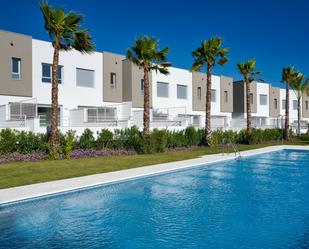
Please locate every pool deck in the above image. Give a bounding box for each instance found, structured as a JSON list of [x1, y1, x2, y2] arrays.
[[0, 145, 308, 205]]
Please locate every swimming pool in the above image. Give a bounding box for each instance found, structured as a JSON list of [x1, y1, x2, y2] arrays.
[[0, 149, 308, 249]]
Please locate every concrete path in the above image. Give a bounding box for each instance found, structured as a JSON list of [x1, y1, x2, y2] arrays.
[[0, 145, 308, 205]]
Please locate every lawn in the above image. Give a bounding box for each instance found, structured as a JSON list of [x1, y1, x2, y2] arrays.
[[0, 140, 308, 189]]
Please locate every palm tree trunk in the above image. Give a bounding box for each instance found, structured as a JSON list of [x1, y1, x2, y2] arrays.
[[143, 68, 150, 136], [297, 97, 301, 136], [284, 82, 290, 140], [49, 45, 60, 147], [205, 65, 212, 144], [246, 79, 252, 133]]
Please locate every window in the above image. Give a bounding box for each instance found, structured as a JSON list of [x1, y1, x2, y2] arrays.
[[157, 82, 169, 97], [282, 100, 286, 110], [306, 101, 308, 110], [224, 91, 228, 102], [293, 100, 298, 110], [177, 84, 187, 99], [12, 58, 21, 80], [110, 72, 116, 88], [42, 63, 63, 83], [76, 68, 95, 87], [274, 98, 278, 109], [211, 89, 216, 102], [259, 94, 268, 105], [140, 79, 144, 95], [197, 87, 201, 100], [250, 93, 254, 105]]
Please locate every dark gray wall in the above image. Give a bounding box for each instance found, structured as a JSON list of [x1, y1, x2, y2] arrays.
[[269, 86, 280, 117], [302, 92, 309, 118], [102, 52, 125, 102], [192, 71, 206, 111], [122, 60, 152, 108], [220, 76, 233, 112], [0, 30, 32, 97]]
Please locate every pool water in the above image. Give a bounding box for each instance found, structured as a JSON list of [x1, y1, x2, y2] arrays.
[[0, 150, 308, 249]]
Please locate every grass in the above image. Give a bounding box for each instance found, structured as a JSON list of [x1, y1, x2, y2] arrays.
[[0, 140, 308, 189]]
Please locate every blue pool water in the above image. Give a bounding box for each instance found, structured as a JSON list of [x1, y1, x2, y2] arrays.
[[0, 149, 308, 249]]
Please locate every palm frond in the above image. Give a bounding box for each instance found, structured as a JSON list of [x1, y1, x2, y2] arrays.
[[39, 1, 94, 53]]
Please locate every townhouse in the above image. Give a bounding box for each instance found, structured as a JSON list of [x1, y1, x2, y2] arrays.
[[233, 80, 309, 132], [0, 29, 308, 134]]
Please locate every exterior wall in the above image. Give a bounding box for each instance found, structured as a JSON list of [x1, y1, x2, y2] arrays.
[[269, 86, 280, 117], [102, 52, 125, 102], [122, 60, 132, 102], [192, 72, 232, 116], [32, 39, 104, 120], [255, 82, 269, 117], [233, 81, 271, 117], [192, 71, 206, 111], [280, 88, 298, 121], [0, 30, 32, 97], [152, 67, 192, 117], [302, 92, 309, 119], [122, 60, 152, 108], [220, 76, 233, 113]]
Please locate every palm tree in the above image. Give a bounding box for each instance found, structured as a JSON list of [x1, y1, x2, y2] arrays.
[[281, 66, 297, 140], [290, 72, 309, 136], [40, 2, 95, 148], [237, 59, 263, 133], [126, 36, 171, 135], [191, 37, 229, 144]]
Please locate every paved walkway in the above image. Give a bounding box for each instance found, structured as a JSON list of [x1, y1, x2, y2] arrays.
[[0, 145, 308, 205]]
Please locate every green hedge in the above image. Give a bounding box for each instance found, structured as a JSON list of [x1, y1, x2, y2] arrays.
[[0, 127, 289, 155]]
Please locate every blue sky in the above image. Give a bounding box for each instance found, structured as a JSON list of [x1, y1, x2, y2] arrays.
[[1, 0, 308, 87]]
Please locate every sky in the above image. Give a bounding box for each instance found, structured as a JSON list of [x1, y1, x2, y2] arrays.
[[1, 0, 308, 87]]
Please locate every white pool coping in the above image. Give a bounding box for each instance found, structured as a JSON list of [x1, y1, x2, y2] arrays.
[[0, 145, 308, 205]]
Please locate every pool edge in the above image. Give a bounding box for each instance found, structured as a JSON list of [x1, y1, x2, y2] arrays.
[[0, 145, 308, 206]]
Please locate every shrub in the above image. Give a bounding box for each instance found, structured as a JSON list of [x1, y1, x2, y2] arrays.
[[97, 129, 113, 149], [209, 130, 238, 147], [62, 130, 76, 159], [16, 131, 41, 154], [166, 130, 185, 148], [78, 128, 95, 149], [184, 126, 200, 146], [123, 126, 143, 153], [0, 129, 17, 153], [150, 129, 168, 153]]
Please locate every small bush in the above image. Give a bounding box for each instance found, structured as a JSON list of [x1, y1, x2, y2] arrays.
[[16, 131, 41, 154], [78, 128, 95, 149], [97, 129, 113, 149], [62, 130, 76, 159], [166, 130, 185, 148], [124, 126, 143, 153], [184, 126, 200, 146], [150, 129, 168, 153], [0, 129, 17, 153]]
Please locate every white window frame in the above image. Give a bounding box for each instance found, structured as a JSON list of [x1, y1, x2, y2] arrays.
[[224, 90, 228, 103], [42, 63, 63, 84], [293, 100, 298, 110], [177, 84, 188, 99], [197, 87, 201, 100], [282, 100, 286, 110], [157, 82, 169, 98], [274, 98, 278, 109], [76, 68, 95, 88], [211, 89, 216, 102], [140, 79, 144, 95], [259, 94, 268, 106], [12, 57, 21, 80], [110, 72, 116, 88]]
